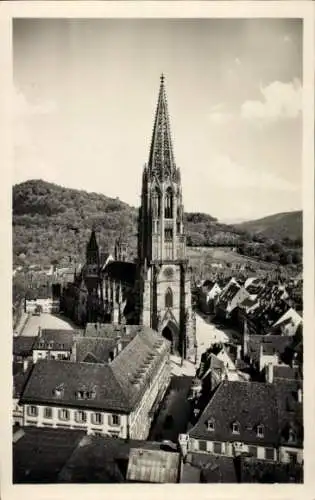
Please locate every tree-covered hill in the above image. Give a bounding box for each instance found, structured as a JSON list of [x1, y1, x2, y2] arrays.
[[12, 180, 302, 267], [235, 211, 302, 243]]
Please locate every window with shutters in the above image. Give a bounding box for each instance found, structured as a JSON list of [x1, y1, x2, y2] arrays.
[[44, 407, 53, 419], [265, 448, 275, 461], [75, 410, 87, 423], [213, 442, 222, 454], [59, 409, 70, 421], [27, 405, 38, 417], [93, 412, 103, 425], [198, 440, 207, 452]]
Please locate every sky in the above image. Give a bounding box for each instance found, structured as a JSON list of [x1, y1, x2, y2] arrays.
[[13, 18, 302, 222]]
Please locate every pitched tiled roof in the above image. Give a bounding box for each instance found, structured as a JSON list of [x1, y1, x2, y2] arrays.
[[13, 427, 85, 483], [239, 456, 303, 483], [247, 335, 292, 361], [85, 323, 138, 341], [20, 327, 170, 414], [111, 327, 169, 407], [13, 336, 36, 357], [273, 365, 301, 381], [13, 368, 33, 398], [74, 336, 117, 364], [189, 380, 279, 447], [33, 329, 75, 351], [20, 359, 131, 412]]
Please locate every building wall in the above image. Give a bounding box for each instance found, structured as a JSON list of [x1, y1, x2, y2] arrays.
[[33, 349, 71, 364], [278, 446, 303, 465], [23, 403, 129, 437], [129, 354, 171, 440], [188, 438, 277, 461], [25, 299, 60, 314], [13, 398, 24, 426]]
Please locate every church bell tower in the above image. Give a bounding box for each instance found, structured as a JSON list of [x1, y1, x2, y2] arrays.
[[137, 75, 196, 361]]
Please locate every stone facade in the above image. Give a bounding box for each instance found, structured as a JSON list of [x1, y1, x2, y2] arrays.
[[136, 75, 196, 361]]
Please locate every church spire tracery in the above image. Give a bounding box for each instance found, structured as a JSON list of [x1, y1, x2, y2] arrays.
[[148, 74, 176, 181]]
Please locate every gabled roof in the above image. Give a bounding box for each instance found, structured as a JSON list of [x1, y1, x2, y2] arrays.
[[13, 336, 36, 357], [273, 307, 302, 328], [74, 336, 117, 364], [189, 380, 279, 447], [247, 335, 292, 361]]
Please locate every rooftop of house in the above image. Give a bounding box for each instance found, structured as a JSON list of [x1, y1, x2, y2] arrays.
[[217, 282, 241, 307], [247, 335, 292, 361], [273, 365, 301, 382], [84, 322, 139, 340], [33, 329, 76, 351], [127, 448, 180, 483], [189, 380, 279, 447], [189, 379, 303, 450], [20, 326, 170, 413], [13, 427, 176, 484], [13, 367, 33, 399], [73, 336, 118, 364], [13, 427, 87, 483], [20, 359, 131, 412], [13, 336, 37, 357], [239, 456, 303, 483], [183, 453, 237, 483]]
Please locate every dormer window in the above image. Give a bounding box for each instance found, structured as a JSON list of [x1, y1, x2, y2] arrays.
[[76, 390, 84, 399], [207, 419, 215, 432], [232, 422, 240, 434], [53, 384, 64, 398], [257, 424, 264, 438]]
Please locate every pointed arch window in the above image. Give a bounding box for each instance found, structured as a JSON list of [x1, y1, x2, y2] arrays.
[[165, 288, 173, 308], [152, 188, 161, 218], [165, 187, 173, 219]]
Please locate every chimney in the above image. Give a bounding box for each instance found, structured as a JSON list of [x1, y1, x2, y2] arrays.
[[38, 326, 42, 338], [236, 345, 242, 360], [297, 387, 302, 403], [23, 359, 29, 373], [266, 363, 274, 384]]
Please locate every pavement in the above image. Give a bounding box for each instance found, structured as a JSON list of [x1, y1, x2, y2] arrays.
[[20, 313, 76, 337]]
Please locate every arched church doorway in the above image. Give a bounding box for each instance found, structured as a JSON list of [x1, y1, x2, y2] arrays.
[[162, 321, 179, 355]]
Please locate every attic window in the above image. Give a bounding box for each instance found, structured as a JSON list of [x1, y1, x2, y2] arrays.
[[232, 422, 240, 434], [53, 384, 64, 398], [257, 425, 264, 438], [207, 419, 215, 432], [76, 390, 85, 399]]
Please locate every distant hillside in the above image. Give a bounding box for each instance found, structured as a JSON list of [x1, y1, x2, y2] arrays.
[[12, 180, 240, 267], [235, 211, 302, 243], [12, 180, 302, 268]]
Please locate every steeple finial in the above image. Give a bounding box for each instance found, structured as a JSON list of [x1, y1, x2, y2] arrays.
[[160, 73, 165, 85]]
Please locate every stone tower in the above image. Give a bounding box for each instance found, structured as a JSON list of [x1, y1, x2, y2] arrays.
[[137, 75, 196, 361], [84, 227, 102, 322]]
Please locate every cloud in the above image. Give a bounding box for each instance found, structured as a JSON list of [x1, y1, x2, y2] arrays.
[[208, 155, 299, 192], [241, 80, 302, 122], [208, 103, 233, 124]]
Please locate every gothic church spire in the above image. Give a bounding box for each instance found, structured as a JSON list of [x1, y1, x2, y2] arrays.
[[148, 74, 175, 180]]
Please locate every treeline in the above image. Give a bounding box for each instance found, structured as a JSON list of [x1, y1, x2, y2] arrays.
[[13, 180, 302, 268]]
